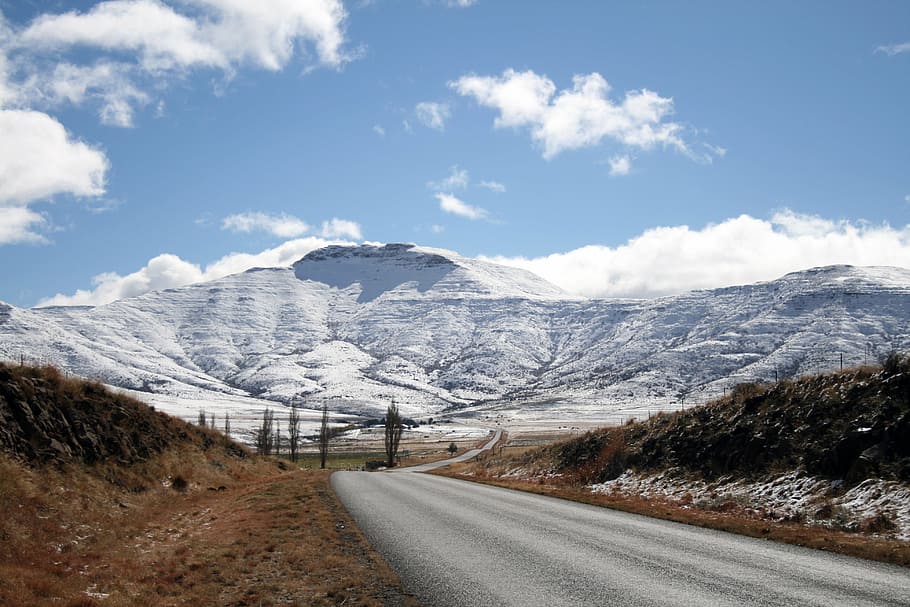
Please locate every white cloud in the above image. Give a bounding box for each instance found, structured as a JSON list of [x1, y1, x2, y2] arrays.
[[608, 154, 631, 176], [221, 212, 310, 238], [0, 109, 109, 231], [0, 24, 15, 107], [482, 211, 910, 298], [435, 192, 488, 220], [415, 101, 450, 130], [428, 165, 469, 190], [19, 0, 350, 72], [0, 1, 353, 245], [478, 180, 506, 193], [876, 42, 910, 56], [905, 194, 910, 204], [25, 61, 150, 127], [0, 206, 48, 245], [320, 217, 362, 239], [372, 124, 385, 136], [431, 224, 445, 233], [20, 1, 220, 69], [446, 0, 477, 7], [6, 0, 351, 129], [451, 69, 718, 161], [37, 236, 354, 307], [221, 212, 362, 240]]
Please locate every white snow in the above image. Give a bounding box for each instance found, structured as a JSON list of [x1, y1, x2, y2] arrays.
[[592, 469, 910, 539], [1, 248, 909, 439]]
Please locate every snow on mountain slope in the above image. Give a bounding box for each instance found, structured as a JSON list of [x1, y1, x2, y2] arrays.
[[1, 246, 909, 428]]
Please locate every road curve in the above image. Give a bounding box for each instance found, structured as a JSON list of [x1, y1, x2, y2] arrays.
[[332, 471, 910, 607], [393, 430, 502, 473]]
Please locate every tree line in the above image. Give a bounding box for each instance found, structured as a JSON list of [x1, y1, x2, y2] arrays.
[[199, 401, 407, 469]]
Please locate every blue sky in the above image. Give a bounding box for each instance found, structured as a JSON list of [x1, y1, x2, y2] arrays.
[[1, 1, 909, 307]]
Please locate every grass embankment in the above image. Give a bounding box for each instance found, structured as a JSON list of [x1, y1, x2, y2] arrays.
[[0, 364, 417, 607], [439, 357, 910, 567]]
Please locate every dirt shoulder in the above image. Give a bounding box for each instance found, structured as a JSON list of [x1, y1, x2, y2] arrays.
[[1, 458, 418, 607]]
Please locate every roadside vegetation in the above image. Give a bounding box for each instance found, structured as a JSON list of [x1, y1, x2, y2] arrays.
[[0, 363, 417, 606], [441, 355, 910, 567]]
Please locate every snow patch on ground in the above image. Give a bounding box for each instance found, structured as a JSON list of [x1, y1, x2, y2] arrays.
[[591, 469, 910, 540]]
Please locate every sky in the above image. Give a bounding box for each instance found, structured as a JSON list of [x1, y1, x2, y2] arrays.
[[1, 0, 909, 307]]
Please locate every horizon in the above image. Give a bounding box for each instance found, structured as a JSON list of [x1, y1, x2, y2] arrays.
[[12, 240, 910, 310], [1, 1, 909, 307]]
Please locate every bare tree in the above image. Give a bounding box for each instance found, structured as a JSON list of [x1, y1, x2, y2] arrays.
[[224, 412, 231, 438], [256, 408, 275, 455], [288, 406, 301, 462], [274, 420, 282, 456], [197, 409, 207, 426], [318, 402, 330, 469], [384, 402, 403, 468]]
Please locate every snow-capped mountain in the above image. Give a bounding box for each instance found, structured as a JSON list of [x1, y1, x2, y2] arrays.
[[2, 244, 909, 424]]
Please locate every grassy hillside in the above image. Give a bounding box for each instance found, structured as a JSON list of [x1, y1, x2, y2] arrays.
[[548, 354, 910, 486], [0, 364, 416, 606], [445, 355, 910, 566]]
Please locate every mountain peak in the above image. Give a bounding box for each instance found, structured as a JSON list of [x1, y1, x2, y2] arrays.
[[293, 243, 572, 303], [298, 243, 455, 267], [293, 243, 459, 303]]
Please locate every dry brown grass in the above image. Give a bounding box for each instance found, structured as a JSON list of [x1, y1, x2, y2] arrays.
[[0, 451, 418, 606]]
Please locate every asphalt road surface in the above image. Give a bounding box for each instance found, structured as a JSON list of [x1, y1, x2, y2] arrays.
[[393, 430, 503, 473], [332, 470, 910, 607]]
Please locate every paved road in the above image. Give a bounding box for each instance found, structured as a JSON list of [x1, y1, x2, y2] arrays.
[[332, 471, 910, 607], [393, 430, 502, 473]]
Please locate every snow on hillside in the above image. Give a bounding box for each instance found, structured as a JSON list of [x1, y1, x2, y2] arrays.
[[1, 245, 909, 432]]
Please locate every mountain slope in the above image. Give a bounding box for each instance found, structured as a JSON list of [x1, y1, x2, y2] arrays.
[[1, 245, 909, 428]]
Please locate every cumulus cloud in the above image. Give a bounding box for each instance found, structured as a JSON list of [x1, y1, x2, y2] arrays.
[[427, 165, 469, 190], [0, 1, 352, 246], [0, 109, 110, 243], [445, 0, 477, 7], [608, 154, 631, 176], [221, 212, 311, 238], [876, 42, 910, 56], [451, 69, 718, 162], [372, 124, 385, 136], [37, 236, 354, 307], [0, 206, 48, 245], [19, 0, 350, 72], [0, 109, 108, 206], [435, 192, 488, 220], [320, 218, 362, 239], [415, 101, 450, 130], [221, 212, 362, 241], [5, 0, 351, 128], [482, 211, 910, 299]]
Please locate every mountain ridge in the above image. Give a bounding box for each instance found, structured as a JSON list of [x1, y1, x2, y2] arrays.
[[2, 244, 909, 428]]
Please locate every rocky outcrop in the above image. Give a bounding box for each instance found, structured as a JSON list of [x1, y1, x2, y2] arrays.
[[0, 363, 240, 466]]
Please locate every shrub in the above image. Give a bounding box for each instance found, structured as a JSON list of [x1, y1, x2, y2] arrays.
[[170, 475, 188, 492]]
